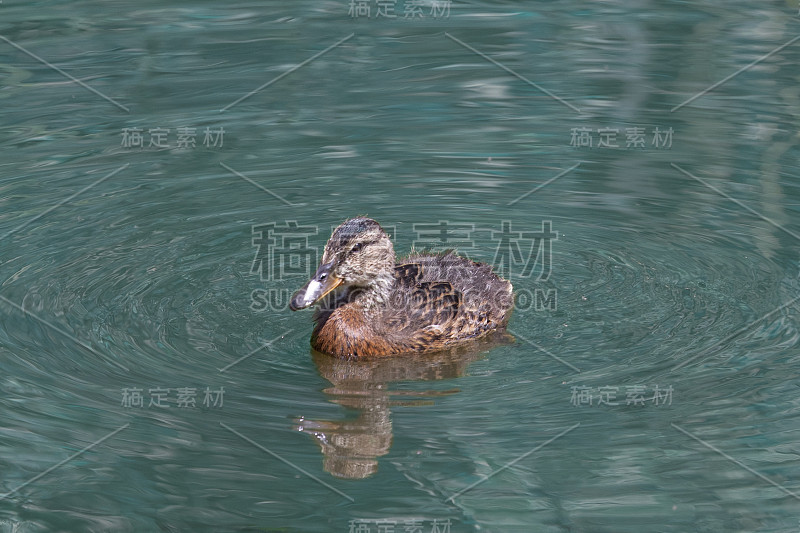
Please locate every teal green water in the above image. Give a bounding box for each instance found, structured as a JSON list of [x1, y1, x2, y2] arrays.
[[2, 1, 800, 532]]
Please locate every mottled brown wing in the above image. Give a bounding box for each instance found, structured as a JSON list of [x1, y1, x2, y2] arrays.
[[386, 263, 462, 349], [411, 281, 460, 324], [394, 262, 422, 285]]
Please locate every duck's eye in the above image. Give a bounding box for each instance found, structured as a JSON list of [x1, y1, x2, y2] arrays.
[[350, 242, 364, 254]]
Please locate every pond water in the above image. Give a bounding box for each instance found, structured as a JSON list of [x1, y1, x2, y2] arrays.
[[1, 1, 800, 532]]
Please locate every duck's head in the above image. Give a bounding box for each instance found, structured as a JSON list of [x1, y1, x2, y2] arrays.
[[290, 217, 395, 311]]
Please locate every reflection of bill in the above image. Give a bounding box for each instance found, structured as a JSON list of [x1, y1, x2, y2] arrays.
[[294, 335, 511, 479]]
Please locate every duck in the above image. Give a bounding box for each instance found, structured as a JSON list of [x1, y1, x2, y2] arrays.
[[289, 217, 514, 359]]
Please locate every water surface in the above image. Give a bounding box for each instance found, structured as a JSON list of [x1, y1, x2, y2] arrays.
[[1, 1, 800, 532]]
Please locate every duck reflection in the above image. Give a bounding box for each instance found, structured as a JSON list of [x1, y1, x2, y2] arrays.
[[294, 334, 511, 479]]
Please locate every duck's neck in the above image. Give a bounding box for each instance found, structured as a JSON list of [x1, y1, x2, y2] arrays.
[[349, 269, 396, 311]]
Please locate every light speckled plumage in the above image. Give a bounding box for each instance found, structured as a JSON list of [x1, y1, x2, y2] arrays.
[[290, 217, 513, 359]]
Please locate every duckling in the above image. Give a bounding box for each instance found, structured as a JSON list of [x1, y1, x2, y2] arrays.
[[290, 217, 513, 358]]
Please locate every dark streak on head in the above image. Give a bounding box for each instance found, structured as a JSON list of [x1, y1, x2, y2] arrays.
[[330, 217, 382, 247]]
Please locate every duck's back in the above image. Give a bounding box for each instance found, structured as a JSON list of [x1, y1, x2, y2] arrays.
[[383, 252, 513, 346], [401, 251, 512, 305]]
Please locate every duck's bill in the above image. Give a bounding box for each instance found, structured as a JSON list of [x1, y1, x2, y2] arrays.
[[289, 263, 343, 311]]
